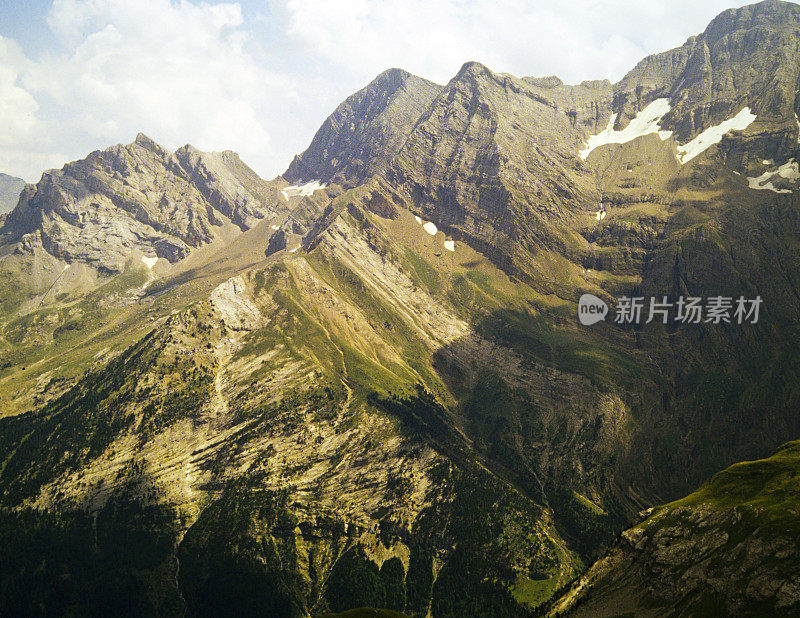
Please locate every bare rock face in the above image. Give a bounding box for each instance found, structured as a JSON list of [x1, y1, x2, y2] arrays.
[[175, 145, 284, 230], [615, 0, 800, 163], [1, 134, 285, 273], [208, 275, 261, 331], [284, 68, 443, 187], [367, 61, 604, 286]]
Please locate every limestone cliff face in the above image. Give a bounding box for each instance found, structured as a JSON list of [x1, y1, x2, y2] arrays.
[[615, 0, 800, 164], [366, 61, 605, 287], [175, 145, 285, 230], [1, 134, 287, 272], [284, 68, 443, 187]]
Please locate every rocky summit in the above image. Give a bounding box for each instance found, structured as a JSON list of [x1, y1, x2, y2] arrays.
[[1, 134, 291, 273], [1, 1, 800, 616]]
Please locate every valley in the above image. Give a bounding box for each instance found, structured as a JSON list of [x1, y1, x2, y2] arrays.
[[2, 1, 800, 615]]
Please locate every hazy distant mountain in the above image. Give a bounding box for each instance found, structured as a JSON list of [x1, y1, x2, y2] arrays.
[[0, 173, 25, 215], [1, 2, 800, 616]]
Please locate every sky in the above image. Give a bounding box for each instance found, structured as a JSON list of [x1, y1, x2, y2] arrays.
[[0, 0, 768, 182]]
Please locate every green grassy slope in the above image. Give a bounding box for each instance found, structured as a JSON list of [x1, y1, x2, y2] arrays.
[[552, 440, 800, 617]]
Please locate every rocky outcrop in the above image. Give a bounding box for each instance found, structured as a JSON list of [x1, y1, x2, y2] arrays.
[[360, 61, 602, 289], [614, 0, 800, 166], [175, 145, 283, 229]]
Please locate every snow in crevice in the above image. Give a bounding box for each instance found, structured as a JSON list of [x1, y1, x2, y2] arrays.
[[281, 180, 325, 199], [580, 98, 673, 160], [795, 112, 800, 144], [676, 108, 756, 164], [444, 240, 455, 251], [580, 103, 758, 166], [141, 256, 158, 269], [747, 159, 799, 194]]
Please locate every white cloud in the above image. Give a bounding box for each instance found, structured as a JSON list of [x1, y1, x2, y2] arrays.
[[32, 0, 278, 169], [0, 37, 42, 156], [280, 0, 755, 85], [0, 40, 37, 131], [1, 0, 303, 180], [0, 0, 770, 183]]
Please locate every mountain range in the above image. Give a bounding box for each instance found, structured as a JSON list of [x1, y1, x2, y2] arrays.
[[1, 1, 800, 616]]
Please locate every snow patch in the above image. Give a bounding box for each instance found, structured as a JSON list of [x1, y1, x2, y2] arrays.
[[747, 159, 799, 194], [595, 210, 607, 221], [676, 108, 756, 164], [271, 224, 279, 230], [281, 180, 325, 199], [414, 215, 423, 224], [423, 222, 438, 236], [141, 256, 158, 269], [580, 98, 673, 160], [444, 240, 455, 251]]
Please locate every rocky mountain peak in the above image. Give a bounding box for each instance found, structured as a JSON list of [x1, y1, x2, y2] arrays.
[[132, 132, 168, 155], [703, 0, 800, 43], [369, 66, 415, 90], [454, 59, 493, 79], [283, 66, 442, 187], [613, 0, 800, 161], [1, 135, 286, 273]]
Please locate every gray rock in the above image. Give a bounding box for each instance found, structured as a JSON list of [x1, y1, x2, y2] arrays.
[[1, 134, 287, 273], [284, 68, 442, 188]]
